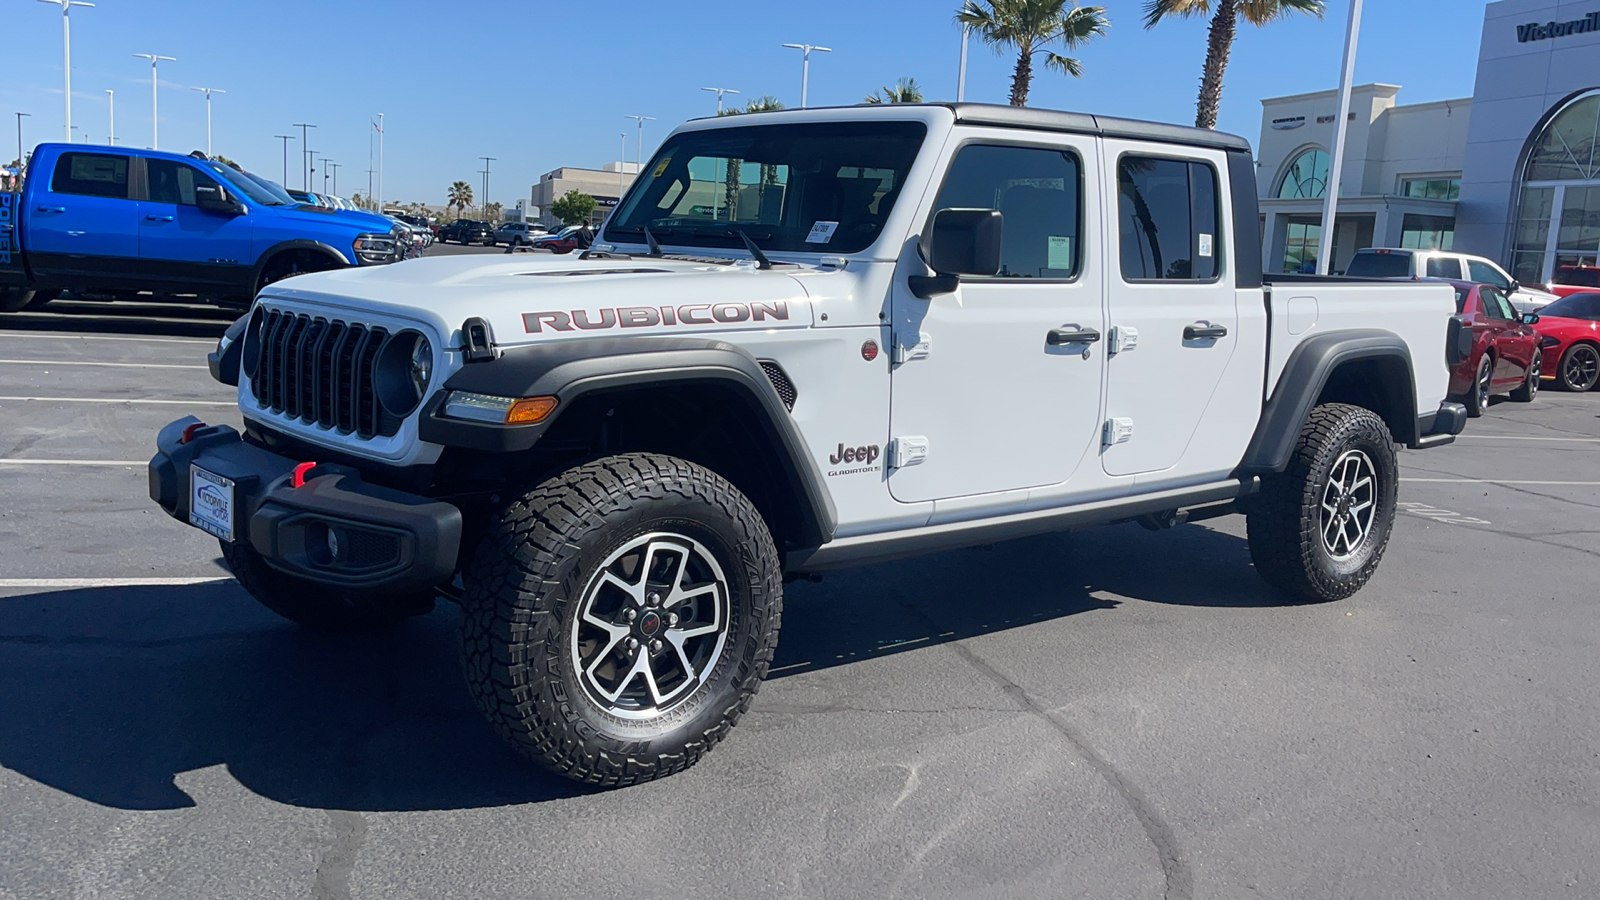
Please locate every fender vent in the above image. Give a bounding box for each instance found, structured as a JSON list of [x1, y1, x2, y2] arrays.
[[759, 360, 796, 411]]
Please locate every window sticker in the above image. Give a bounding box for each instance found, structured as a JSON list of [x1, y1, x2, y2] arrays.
[[805, 221, 839, 244], [1198, 233, 1214, 258], [653, 158, 671, 178], [1047, 236, 1075, 270]]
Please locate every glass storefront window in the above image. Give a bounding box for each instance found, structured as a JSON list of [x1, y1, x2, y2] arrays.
[[1526, 93, 1600, 182], [1283, 221, 1320, 273], [1277, 149, 1329, 199], [1400, 214, 1455, 250], [1400, 177, 1461, 200]]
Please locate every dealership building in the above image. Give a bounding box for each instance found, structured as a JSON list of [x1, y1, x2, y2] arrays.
[[1255, 0, 1600, 281]]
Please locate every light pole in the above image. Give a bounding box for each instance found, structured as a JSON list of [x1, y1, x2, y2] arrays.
[[38, 0, 94, 142], [132, 53, 175, 150], [624, 115, 655, 172], [1316, 0, 1364, 276], [619, 132, 627, 200], [16, 113, 31, 168], [320, 157, 332, 194], [373, 113, 383, 212], [274, 134, 292, 186], [292, 122, 315, 190], [328, 162, 340, 197], [105, 90, 113, 145], [701, 86, 740, 115], [305, 149, 318, 194], [957, 25, 970, 102], [190, 87, 224, 157], [479, 156, 496, 217], [781, 43, 831, 109]]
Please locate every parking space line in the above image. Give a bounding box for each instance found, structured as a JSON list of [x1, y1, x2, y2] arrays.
[[0, 334, 213, 345], [0, 459, 143, 467], [0, 359, 207, 369], [0, 396, 236, 406], [0, 577, 232, 588], [1402, 478, 1600, 485], [1456, 434, 1600, 443]]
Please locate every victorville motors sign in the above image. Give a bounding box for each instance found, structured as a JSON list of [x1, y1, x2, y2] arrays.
[[1517, 11, 1600, 43]]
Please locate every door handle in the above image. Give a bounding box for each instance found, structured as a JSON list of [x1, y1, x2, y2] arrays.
[[1047, 325, 1101, 346], [36, 205, 65, 213], [1183, 322, 1229, 340], [144, 215, 174, 222]]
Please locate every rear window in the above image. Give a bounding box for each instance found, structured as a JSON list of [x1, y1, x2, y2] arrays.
[[1452, 287, 1469, 314], [1346, 250, 1412, 278], [1425, 256, 1463, 279], [50, 152, 130, 199], [1554, 267, 1600, 288], [1539, 292, 1600, 320]]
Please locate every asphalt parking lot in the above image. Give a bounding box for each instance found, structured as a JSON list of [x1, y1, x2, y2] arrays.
[[2, 290, 1598, 899]]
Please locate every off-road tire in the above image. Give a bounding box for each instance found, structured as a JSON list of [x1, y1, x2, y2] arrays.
[[0, 287, 36, 313], [1247, 403, 1399, 603], [221, 539, 433, 632], [1510, 350, 1541, 402], [459, 453, 782, 787], [1464, 355, 1492, 417]]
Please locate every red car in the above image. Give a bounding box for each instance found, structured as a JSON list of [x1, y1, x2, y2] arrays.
[[1445, 280, 1543, 415], [1529, 291, 1600, 392], [1547, 265, 1600, 299], [531, 225, 587, 255]]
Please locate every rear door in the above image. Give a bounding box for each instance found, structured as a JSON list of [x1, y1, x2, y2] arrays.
[[136, 157, 254, 293], [1100, 142, 1240, 478], [27, 150, 139, 280]]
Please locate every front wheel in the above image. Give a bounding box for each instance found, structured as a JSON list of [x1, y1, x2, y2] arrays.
[[1246, 403, 1399, 603], [1511, 350, 1541, 402], [459, 453, 782, 786], [1558, 343, 1600, 392]]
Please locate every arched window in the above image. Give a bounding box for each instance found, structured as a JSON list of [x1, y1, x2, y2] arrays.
[[1525, 92, 1600, 181], [1512, 91, 1600, 284], [1277, 148, 1329, 199]]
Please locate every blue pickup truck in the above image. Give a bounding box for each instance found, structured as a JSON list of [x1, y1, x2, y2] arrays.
[[0, 143, 408, 312]]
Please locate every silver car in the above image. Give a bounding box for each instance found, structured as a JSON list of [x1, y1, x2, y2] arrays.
[[493, 221, 548, 247]]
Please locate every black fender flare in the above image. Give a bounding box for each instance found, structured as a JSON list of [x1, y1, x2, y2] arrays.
[[419, 336, 838, 546], [251, 240, 349, 292], [1238, 329, 1417, 473]]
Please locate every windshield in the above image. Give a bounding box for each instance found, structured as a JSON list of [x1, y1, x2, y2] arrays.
[[234, 170, 295, 205], [605, 120, 928, 254], [1345, 251, 1412, 278], [202, 162, 287, 206], [1554, 267, 1600, 288], [1539, 292, 1600, 320]]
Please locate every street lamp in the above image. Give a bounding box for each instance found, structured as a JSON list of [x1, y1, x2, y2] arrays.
[[306, 149, 318, 195], [15, 113, 31, 168], [132, 53, 175, 150], [619, 132, 627, 200], [479, 156, 496, 216], [957, 25, 970, 102], [328, 162, 340, 196], [781, 43, 831, 109], [38, 0, 94, 142], [320, 157, 332, 194], [373, 113, 384, 211], [190, 87, 224, 157], [292, 123, 315, 190], [274, 134, 292, 186], [105, 89, 113, 145], [701, 86, 740, 115], [624, 115, 655, 172]]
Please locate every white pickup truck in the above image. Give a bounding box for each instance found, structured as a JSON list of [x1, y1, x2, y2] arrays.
[[151, 103, 1470, 786]]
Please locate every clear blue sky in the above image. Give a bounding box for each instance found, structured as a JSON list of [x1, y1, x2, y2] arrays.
[[3, 0, 1485, 208]]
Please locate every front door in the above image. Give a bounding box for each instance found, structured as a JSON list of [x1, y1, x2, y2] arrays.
[[888, 137, 1105, 504], [137, 157, 253, 293], [1101, 143, 1239, 478], [1479, 286, 1534, 385]]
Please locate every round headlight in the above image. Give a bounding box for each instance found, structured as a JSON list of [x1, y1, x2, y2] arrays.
[[375, 331, 433, 417], [410, 335, 433, 398]]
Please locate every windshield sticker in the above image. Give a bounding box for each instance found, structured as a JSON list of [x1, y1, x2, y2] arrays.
[[805, 221, 839, 244], [1198, 233, 1214, 258], [653, 158, 671, 178], [1047, 236, 1074, 270]]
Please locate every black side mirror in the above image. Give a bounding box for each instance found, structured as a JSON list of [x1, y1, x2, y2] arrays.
[[910, 208, 1002, 299], [195, 184, 243, 215], [1522, 312, 1540, 325]]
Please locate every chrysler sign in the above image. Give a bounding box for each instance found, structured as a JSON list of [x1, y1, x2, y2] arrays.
[[1517, 11, 1600, 43]]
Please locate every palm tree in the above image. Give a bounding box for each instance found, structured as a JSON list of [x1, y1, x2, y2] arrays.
[[447, 181, 474, 217], [956, 0, 1110, 107], [863, 77, 925, 104], [715, 97, 788, 220], [1142, 0, 1325, 130]]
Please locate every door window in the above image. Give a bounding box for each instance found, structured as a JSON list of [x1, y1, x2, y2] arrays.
[[146, 159, 222, 206], [1425, 256, 1463, 279], [1467, 259, 1512, 291], [1118, 156, 1221, 281], [931, 144, 1082, 279], [50, 152, 130, 199], [1478, 287, 1513, 320]]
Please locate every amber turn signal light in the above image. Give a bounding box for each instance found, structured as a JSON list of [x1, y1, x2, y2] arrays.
[[505, 396, 559, 424]]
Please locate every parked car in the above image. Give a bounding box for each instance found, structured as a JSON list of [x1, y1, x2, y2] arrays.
[[1547, 265, 1600, 298], [0, 143, 407, 311], [1526, 291, 1600, 392], [439, 219, 494, 245], [1346, 248, 1559, 315], [1442, 280, 1543, 415], [531, 224, 587, 254], [494, 221, 546, 246]]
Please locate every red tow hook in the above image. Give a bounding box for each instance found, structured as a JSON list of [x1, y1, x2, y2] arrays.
[[290, 461, 320, 489], [179, 422, 206, 444]]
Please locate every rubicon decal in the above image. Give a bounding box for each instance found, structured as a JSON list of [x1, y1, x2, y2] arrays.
[[827, 442, 881, 477], [524, 301, 790, 333]]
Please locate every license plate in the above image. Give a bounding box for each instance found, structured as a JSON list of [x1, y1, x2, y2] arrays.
[[189, 465, 235, 542]]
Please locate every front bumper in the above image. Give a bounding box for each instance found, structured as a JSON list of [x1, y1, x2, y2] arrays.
[[149, 416, 462, 592]]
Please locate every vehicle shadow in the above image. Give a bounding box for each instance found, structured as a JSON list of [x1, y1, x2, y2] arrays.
[[0, 296, 237, 339], [0, 523, 1282, 813]]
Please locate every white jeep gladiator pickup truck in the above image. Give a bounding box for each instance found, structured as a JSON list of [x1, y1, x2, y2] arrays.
[[151, 103, 1471, 786]]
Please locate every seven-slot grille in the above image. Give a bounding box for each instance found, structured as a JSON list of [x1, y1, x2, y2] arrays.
[[248, 308, 400, 438]]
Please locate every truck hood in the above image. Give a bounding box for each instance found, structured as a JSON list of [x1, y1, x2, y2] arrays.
[[260, 252, 819, 346], [267, 205, 393, 232]]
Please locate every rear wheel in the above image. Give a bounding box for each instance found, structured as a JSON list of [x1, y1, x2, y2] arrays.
[[0, 287, 36, 313], [1558, 343, 1600, 392], [1511, 351, 1541, 402], [1465, 355, 1493, 417], [222, 539, 434, 633], [1247, 403, 1399, 603]]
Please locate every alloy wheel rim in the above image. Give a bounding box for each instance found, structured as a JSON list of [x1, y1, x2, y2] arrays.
[[1566, 347, 1598, 389], [1529, 354, 1541, 397], [1320, 449, 1378, 561], [570, 532, 731, 721], [1478, 359, 1492, 409]]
